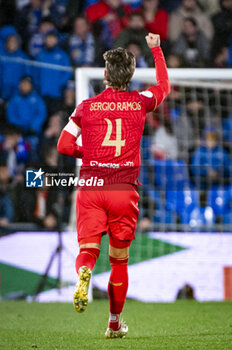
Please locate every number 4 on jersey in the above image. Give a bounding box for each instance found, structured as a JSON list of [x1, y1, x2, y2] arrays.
[[102, 118, 125, 157]]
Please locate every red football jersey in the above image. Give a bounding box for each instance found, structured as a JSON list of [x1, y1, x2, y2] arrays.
[[71, 88, 156, 185]]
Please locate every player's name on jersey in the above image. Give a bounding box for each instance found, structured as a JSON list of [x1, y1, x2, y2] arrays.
[[90, 101, 142, 111]]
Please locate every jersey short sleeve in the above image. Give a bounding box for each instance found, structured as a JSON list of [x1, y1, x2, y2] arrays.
[[70, 102, 84, 129], [139, 90, 157, 113]]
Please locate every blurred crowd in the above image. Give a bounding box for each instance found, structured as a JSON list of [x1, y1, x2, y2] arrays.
[[0, 0, 232, 230]]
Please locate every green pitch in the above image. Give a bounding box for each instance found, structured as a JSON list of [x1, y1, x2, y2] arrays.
[[0, 301, 232, 350]]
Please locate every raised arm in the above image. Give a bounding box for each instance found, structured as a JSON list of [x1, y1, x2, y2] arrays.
[[57, 119, 84, 158], [146, 33, 171, 107]]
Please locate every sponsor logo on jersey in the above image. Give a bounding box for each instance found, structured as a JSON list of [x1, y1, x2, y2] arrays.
[[90, 161, 134, 168], [90, 161, 120, 168]]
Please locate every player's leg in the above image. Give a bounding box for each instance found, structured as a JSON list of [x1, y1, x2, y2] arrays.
[[74, 237, 101, 313], [74, 189, 107, 313], [105, 238, 131, 338], [104, 184, 139, 338], [75, 237, 101, 274]]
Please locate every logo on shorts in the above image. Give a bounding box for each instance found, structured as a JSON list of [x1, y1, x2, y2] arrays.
[[26, 168, 44, 187]]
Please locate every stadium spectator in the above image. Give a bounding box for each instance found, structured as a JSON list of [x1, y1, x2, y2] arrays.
[[0, 33, 30, 101], [68, 16, 95, 67], [191, 127, 231, 188], [44, 113, 63, 140], [6, 76, 47, 135], [168, 0, 213, 42], [62, 80, 76, 116], [113, 12, 153, 66], [172, 112, 194, 160], [28, 17, 56, 57], [39, 112, 63, 159], [166, 54, 181, 68], [13, 142, 63, 227], [213, 46, 230, 68], [197, 0, 220, 14], [86, 0, 131, 48], [16, 162, 69, 227], [127, 42, 148, 68], [33, 30, 71, 114], [16, 0, 62, 45], [186, 95, 207, 144], [0, 127, 30, 176], [159, 0, 182, 12], [39, 143, 70, 228], [169, 88, 194, 160], [171, 17, 210, 67], [151, 121, 179, 160], [54, 0, 70, 18], [65, 0, 86, 22], [126, 42, 148, 91], [0, 25, 17, 53], [19, 174, 61, 229], [143, 0, 169, 42], [211, 0, 232, 59], [222, 111, 232, 152], [186, 93, 223, 144], [0, 158, 14, 227], [138, 216, 152, 232]]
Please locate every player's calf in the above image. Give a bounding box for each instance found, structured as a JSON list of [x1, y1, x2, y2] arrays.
[[106, 254, 129, 336]]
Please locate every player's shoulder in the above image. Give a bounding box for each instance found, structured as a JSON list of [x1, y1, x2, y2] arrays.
[[135, 90, 155, 107], [78, 89, 153, 105], [127, 89, 154, 99], [82, 91, 106, 104], [139, 90, 154, 99], [71, 94, 102, 116], [137, 90, 156, 112]]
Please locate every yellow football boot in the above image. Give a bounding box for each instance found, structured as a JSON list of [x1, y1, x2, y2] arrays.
[[73, 266, 91, 313]]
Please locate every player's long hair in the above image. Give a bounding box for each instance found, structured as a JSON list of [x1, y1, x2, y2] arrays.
[[103, 47, 136, 91]]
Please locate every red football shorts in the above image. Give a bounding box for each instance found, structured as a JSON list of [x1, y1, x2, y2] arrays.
[[76, 184, 139, 245]]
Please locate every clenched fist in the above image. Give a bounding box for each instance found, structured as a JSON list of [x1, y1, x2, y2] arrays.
[[145, 33, 160, 48]]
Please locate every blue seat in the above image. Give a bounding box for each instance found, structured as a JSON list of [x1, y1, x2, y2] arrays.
[[141, 136, 152, 161], [154, 209, 177, 224], [181, 206, 216, 232], [166, 188, 199, 218], [207, 185, 232, 216], [150, 159, 189, 190], [222, 117, 232, 143], [223, 212, 232, 232], [139, 162, 164, 210]]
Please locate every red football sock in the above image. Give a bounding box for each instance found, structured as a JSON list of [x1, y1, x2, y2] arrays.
[[75, 248, 100, 274], [108, 256, 129, 331]]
